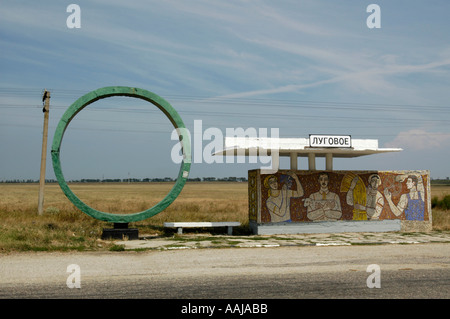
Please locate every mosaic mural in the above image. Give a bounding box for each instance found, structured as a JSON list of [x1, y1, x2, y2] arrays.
[[248, 169, 430, 224]]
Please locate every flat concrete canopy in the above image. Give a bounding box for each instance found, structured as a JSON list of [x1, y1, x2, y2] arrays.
[[214, 137, 402, 170]]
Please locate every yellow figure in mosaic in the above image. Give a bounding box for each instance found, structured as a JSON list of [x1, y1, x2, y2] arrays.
[[343, 174, 384, 220], [344, 175, 367, 220]]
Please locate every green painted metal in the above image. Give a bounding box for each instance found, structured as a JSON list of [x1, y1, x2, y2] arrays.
[[51, 86, 191, 223]]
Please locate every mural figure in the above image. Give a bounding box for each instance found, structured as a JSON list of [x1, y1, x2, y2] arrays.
[[304, 172, 342, 221], [264, 172, 304, 223], [342, 174, 367, 220], [384, 174, 425, 220], [346, 174, 384, 220], [251, 169, 430, 227]]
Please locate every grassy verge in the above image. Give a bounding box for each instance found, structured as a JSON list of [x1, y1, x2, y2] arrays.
[[0, 210, 109, 252]]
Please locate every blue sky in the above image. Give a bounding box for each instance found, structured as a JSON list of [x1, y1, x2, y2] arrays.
[[1, 0, 449, 181]]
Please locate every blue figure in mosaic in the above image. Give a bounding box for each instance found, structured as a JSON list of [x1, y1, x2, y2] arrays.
[[384, 174, 425, 220]]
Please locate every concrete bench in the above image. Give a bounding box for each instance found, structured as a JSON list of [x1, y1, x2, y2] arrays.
[[164, 222, 241, 235]]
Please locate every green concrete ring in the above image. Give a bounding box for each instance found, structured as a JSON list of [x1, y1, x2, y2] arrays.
[[51, 86, 191, 223]]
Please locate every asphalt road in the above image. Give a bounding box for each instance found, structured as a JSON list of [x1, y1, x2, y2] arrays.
[[0, 243, 449, 300]]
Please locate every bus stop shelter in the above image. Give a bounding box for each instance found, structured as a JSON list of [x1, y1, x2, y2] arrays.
[[214, 136, 402, 171]]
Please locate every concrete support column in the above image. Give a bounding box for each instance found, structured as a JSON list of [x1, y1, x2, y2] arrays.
[[271, 154, 280, 172], [326, 153, 333, 171], [290, 152, 298, 170], [308, 153, 316, 171]]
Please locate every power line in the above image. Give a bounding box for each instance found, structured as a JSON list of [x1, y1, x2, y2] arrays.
[[0, 87, 449, 111], [1, 100, 448, 119], [1, 105, 448, 126], [1, 100, 449, 114], [0, 87, 448, 135]]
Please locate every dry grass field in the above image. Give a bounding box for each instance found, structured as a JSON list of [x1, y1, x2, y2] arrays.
[[430, 185, 450, 231], [431, 185, 450, 199], [0, 182, 248, 252], [0, 182, 448, 252], [0, 182, 249, 222]]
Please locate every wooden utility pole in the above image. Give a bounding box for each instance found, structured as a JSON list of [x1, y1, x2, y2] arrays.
[[38, 90, 50, 215]]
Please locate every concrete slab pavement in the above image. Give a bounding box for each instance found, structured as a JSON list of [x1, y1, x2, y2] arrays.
[[116, 230, 450, 251]]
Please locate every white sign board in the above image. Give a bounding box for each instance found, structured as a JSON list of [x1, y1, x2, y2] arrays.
[[309, 134, 352, 148]]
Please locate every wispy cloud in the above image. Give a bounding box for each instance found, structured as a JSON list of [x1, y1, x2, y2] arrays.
[[218, 55, 450, 100]]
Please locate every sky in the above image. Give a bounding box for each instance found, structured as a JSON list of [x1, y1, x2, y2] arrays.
[[1, 0, 450, 181]]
